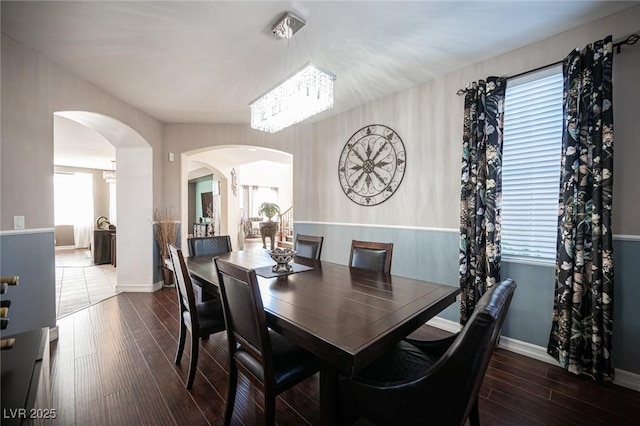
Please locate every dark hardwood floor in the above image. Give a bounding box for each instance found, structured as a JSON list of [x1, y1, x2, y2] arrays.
[[48, 289, 639, 425]]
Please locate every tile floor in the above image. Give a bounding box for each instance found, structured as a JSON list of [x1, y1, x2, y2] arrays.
[[55, 248, 118, 318], [54, 239, 268, 318]]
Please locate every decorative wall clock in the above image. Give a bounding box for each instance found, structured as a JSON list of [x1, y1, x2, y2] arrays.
[[338, 124, 406, 206]]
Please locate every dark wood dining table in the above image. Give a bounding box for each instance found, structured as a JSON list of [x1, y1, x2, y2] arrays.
[[185, 249, 459, 425]]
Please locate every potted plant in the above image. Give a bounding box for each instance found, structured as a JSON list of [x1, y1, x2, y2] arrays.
[[257, 202, 281, 222], [153, 207, 178, 287], [257, 202, 280, 250]]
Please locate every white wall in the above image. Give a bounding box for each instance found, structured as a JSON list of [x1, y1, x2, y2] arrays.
[[296, 8, 640, 234], [161, 9, 640, 235], [1, 35, 165, 230], [1, 34, 165, 333]]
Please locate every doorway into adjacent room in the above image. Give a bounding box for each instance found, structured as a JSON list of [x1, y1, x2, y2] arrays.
[[53, 121, 118, 317], [53, 111, 154, 316], [183, 147, 293, 252]]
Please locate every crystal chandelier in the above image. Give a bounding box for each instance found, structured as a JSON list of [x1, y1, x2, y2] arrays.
[[250, 62, 335, 133], [250, 12, 336, 133]]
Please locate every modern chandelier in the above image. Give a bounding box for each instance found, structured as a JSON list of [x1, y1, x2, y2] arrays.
[[250, 12, 336, 133]]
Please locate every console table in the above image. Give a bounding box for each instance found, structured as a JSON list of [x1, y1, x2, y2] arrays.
[[1, 327, 51, 425], [93, 229, 116, 265], [259, 221, 278, 250]]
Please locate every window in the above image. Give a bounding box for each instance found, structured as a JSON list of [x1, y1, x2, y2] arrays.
[[251, 186, 278, 218], [54, 172, 94, 226], [501, 66, 563, 263]]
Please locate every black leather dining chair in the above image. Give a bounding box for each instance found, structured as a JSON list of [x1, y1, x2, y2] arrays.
[[349, 240, 394, 273], [214, 258, 320, 425], [168, 244, 226, 389], [338, 278, 516, 426], [294, 234, 324, 260]]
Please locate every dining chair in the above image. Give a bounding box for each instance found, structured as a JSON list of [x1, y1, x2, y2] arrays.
[[337, 278, 516, 426], [187, 235, 232, 257], [187, 235, 232, 302], [294, 234, 324, 260], [349, 240, 394, 273], [213, 258, 320, 425], [168, 244, 226, 389]]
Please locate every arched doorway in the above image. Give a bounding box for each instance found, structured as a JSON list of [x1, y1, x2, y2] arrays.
[[55, 111, 154, 291], [181, 146, 293, 251]]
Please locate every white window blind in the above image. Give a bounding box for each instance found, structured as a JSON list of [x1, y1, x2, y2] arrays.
[[502, 66, 563, 262]]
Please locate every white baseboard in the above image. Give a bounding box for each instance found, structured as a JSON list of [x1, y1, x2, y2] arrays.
[[115, 282, 163, 293], [426, 316, 639, 393], [427, 316, 462, 334], [615, 369, 640, 392], [49, 325, 59, 341]]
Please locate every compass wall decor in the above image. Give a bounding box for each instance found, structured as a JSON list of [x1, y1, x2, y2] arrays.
[[338, 124, 406, 206]]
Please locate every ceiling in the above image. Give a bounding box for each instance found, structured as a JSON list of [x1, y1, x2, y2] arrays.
[[3, 1, 638, 169]]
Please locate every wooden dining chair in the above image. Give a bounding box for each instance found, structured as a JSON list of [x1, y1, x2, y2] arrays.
[[294, 234, 324, 260], [338, 279, 516, 426], [168, 244, 226, 389], [214, 258, 320, 425], [349, 240, 394, 273]]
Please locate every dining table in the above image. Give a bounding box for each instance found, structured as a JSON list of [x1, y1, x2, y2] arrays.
[[185, 249, 459, 425]]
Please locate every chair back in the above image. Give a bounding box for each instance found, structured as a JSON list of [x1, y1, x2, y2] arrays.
[[343, 279, 515, 426], [349, 240, 393, 273], [214, 258, 273, 370], [188, 235, 232, 257], [294, 234, 324, 260], [402, 279, 515, 425], [431, 279, 516, 423], [168, 244, 199, 331]]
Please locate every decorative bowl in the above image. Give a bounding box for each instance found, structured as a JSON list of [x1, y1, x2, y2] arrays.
[[269, 248, 297, 273]]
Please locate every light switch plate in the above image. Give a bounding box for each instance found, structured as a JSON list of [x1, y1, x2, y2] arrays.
[[13, 216, 25, 230]]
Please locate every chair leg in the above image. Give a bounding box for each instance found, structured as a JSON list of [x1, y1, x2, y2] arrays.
[[175, 321, 187, 365], [186, 334, 199, 389], [224, 364, 238, 426], [469, 398, 480, 426], [264, 392, 276, 426]]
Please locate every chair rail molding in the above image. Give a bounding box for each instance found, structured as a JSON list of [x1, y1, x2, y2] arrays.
[[0, 228, 55, 236]]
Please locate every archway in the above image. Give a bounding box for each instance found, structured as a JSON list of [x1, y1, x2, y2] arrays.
[[181, 146, 293, 251], [55, 111, 154, 291]]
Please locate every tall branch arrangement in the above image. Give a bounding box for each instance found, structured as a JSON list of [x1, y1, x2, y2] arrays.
[[153, 207, 178, 259]]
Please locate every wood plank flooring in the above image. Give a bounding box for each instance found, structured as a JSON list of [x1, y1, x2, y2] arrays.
[[48, 289, 639, 425]]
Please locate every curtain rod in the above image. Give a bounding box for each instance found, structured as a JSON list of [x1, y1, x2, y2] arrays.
[[456, 32, 639, 96]]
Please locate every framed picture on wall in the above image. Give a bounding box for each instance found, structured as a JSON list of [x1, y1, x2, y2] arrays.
[[201, 191, 213, 218]]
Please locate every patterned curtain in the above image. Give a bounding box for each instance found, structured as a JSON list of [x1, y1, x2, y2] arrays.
[[548, 36, 615, 382], [459, 77, 507, 325]]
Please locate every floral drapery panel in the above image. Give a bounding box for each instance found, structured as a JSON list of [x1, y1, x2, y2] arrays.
[[547, 36, 615, 382], [459, 77, 507, 325]]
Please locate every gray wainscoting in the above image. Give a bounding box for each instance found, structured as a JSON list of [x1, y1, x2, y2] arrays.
[[0, 230, 56, 336], [612, 238, 640, 374], [294, 222, 640, 375]]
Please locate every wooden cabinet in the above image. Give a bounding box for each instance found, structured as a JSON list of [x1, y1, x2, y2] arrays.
[[1, 328, 51, 425], [93, 230, 116, 265]]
